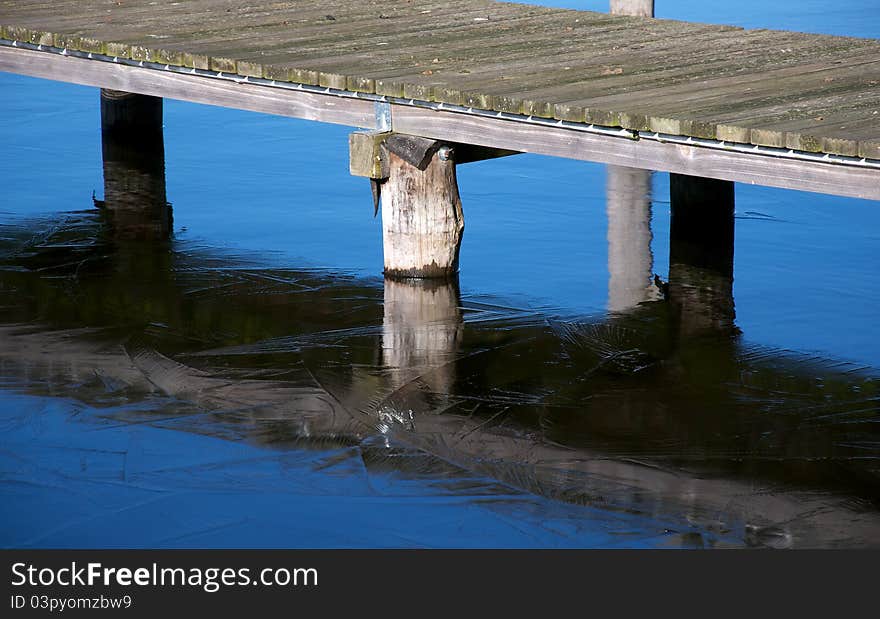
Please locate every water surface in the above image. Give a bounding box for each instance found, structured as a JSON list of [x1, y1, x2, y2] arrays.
[[0, 1, 878, 548]]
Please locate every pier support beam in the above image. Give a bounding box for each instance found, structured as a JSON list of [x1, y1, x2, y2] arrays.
[[350, 132, 518, 278], [667, 173, 736, 336], [99, 89, 170, 240], [381, 136, 464, 279], [610, 0, 654, 17], [351, 132, 474, 279]]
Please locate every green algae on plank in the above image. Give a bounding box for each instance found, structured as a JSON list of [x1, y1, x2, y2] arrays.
[[209, 56, 237, 73], [182, 51, 209, 70], [106, 42, 132, 59], [150, 47, 185, 66], [237, 59, 264, 78]]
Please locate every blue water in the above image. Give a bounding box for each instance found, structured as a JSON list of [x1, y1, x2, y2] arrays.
[[522, 0, 880, 38], [1, 1, 879, 548]]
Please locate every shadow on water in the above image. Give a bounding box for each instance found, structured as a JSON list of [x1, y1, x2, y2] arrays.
[[0, 205, 878, 548]]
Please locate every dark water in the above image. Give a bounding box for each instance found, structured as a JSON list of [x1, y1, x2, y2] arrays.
[[1, 1, 879, 548]]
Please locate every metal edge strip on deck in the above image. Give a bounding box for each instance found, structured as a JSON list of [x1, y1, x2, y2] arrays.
[[1, 39, 879, 201]]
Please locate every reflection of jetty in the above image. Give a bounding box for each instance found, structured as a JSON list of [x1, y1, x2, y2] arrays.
[[0, 212, 878, 547], [1, 1, 879, 282]]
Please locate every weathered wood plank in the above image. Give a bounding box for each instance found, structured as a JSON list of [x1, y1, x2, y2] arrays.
[[391, 105, 880, 201], [381, 145, 465, 279], [350, 130, 392, 179], [0, 45, 377, 128]]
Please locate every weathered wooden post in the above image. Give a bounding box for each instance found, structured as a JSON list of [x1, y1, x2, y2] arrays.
[[382, 278, 463, 395], [610, 0, 654, 17], [350, 132, 463, 278], [351, 132, 517, 278], [381, 138, 464, 279], [667, 173, 736, 336], [99, 89, 170, 240]]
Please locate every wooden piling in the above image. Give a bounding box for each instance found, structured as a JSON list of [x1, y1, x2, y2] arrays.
[[99, 89, 170, 240], [667, 173, 736, 336], [378, 135, 464, 279], [101, 89, 163, 136]]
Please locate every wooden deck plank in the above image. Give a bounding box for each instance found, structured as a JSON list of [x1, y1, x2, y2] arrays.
[[0, 0, 878, 159], [297, 21, 751, 103], [549, 56, 880, 142], [517, 34, 875, 122], [532, 33, 871, 107], [163, 6, 610, 73], [369, 28, 800, 114]]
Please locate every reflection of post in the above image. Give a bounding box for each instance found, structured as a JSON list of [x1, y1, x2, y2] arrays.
[[100, 89, 171, 240], [667, 173, 736, 336], [382, 278, 463, 395], [607, 165, 657, 312]]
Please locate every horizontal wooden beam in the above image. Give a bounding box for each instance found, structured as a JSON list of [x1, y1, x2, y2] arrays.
[[0, 45, 377, 128], [392, 105, 880, 202], [2, 45, 878, 201]]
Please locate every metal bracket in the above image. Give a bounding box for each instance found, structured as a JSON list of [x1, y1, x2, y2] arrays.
[[375, 101, 392, 132]]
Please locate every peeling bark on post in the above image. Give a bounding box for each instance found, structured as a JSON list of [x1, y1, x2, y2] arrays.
[[380, 140, 464, 279]]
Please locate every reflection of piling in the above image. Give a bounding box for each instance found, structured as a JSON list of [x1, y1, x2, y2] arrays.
[[99, 89, 171, 240], [668, 173, 736, 336], [382, 278, 463, 395], [606, 165, 656, 313]]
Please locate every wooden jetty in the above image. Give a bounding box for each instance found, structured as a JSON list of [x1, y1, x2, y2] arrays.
[[1, 0, 878, 278]]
